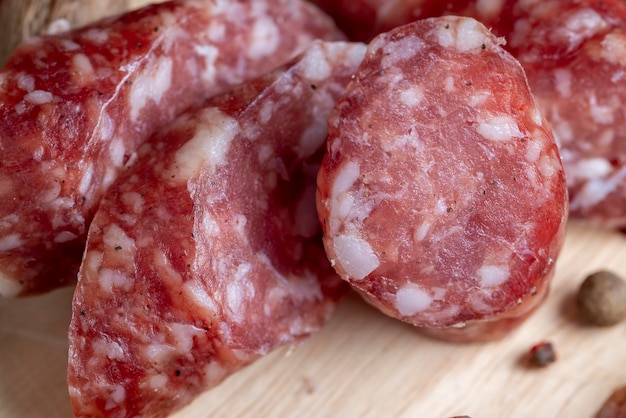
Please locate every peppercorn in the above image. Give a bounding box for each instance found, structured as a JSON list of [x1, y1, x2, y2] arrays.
[[576, 270, 626, 326], [527, 341, 556, 367]]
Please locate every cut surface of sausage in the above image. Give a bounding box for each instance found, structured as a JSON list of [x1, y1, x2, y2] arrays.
[[68, 40, 365, 418], [0, 0, 343, 297], [316, 17, 568, 341]]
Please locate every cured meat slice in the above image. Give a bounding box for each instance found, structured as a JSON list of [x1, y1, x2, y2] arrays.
[[315, 0, 626, 229], [0, 0, 343, 297], [68, 40, 366, 418], [505, 0, 626, 229], [316, 17, 568, 342]]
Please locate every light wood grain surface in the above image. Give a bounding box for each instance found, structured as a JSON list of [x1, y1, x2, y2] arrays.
[[1, 220, 625, 418]]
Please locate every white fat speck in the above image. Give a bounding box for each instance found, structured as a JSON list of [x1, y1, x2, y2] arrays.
[[396, 284, 432, 316], [120, 192, 144, 214], [299, 117, 328, 159], [24, 90, 54, 105], [17, 74, 35, 92], [98, 268, 131, 294], [571, 165, 626, 210], [444, 76, 455, 92], [233, 214, 247, 237], [111, 385, 125, 404], [553, 120, 573, 144], [0, 234, 23, 251], [0, 274, 23, 297], [130, 56, 173, 122], [184, 281, 219, 313], [333, 234, 379, 281], [331, 161, 360, 200], [455, 18, 488, 52], [78, 163, 94, 196], [476, 115, 523, 141], [103, 223, 135, 251], [207, 21, 226, 41], [565, 8, 607, 37], [46, 18, 70, 35], [98, 110, 116, 142], [568, 158, 612, 180], [145, 343, 175, 365], [332, 193, 355, 224], [169, 108, 239, 181], [247, 16, 280, 60], [300, 44, 331, 80], [205, 362, 227, 385], [258, 144, 273, 165], [434, 198, 448, 215], [380, 34, 425, 69], [200, 211, 220, 237], [259, 100, 274, 124], [82, 28, 109, 44], [54, 231, 78, 243], [109, 139, 125, 168], [611, 70, 625, 83], [195, 44, 219, 84], [600, 32, 626, 66], [400, 86, 424, 107], [478, 264, 509, 287], [525, 140, 543, 163], [71, 53, 95, 86], [554, 68, 572, 97], [15, 102, 26, 115], [531, 106, 543, 126], [467, 91, 489, 107], [538, 155, 557, 178], [169, 323, 200, 353], [60, 39, 81, 51], [413, 222, 431, 242], [437, 23, 455, 48], [147, 374, 168, 390], [588, 93, 614, 125], [226, 281, 244, 319], [475, 0, 505, 18]]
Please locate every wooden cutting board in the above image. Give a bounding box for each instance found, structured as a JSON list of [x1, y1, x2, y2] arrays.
[[1, 220, 625, 418]]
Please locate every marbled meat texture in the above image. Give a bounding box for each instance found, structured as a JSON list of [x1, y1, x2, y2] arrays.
[[68, 40, 365, 418], [316, 17, 568, 341], [0, 0, 343, 297], [313, 0, 626, 229]]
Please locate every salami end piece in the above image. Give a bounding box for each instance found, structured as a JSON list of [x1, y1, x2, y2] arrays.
[[68, 40, 366, 417], [0, 0, 343, 297], [316, 17, 568, 342]]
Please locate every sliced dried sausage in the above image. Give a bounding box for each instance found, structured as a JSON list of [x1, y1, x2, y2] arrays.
[[68, 40, 365, 417], [316, 17, 568, 341], [0, 0, 343, 297]]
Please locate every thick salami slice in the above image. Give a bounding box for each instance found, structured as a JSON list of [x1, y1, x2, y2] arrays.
[[68, 40, 365, 418], [318, 0, 626, 229], [316, 17, 568, 342], [0, 0, 343, 297]]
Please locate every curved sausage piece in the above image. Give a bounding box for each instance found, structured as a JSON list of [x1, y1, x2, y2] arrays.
[[316, 17, 568, 342], [68, 40, 366, 418], [0, 0, 343, 297]]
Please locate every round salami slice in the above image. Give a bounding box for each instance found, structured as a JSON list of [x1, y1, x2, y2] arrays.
[[68, 40, 366, 417], [316, 17, 568, 341], [0, 0, 343, 297]]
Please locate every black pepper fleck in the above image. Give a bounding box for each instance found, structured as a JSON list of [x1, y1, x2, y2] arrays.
[[481, 43, 486, 49], [115, 245, 122, 251]]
